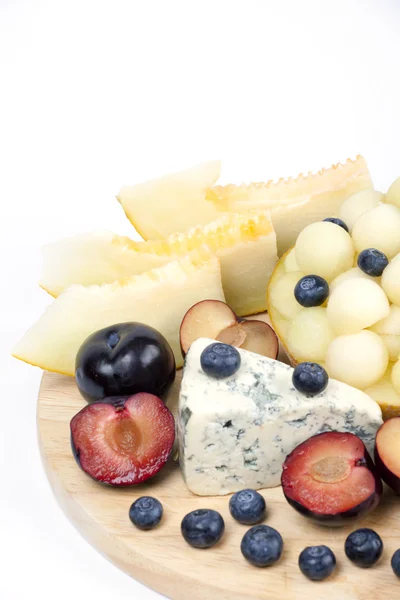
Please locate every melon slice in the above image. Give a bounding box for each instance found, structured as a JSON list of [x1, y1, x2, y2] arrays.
[[117, 160, 221, 239], [13, 253, 225, 374], [208, 156, 372, 255], [40, 212, 277, 316]]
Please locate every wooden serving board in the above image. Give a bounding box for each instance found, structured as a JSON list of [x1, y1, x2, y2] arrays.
[[38, 315, 400, 600]]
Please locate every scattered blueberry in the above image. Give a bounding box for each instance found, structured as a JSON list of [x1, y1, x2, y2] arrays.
[[240, 525, 283, 567], [181, 509, 225, 549], [323, 217, 349, 232], [200, 343, 241, 379], [294, 275, 329, 307], [299, 545, 336, 581], [229, 489, 266, 525], [129, 496, 163, 530], [292, 362, 329, 396], [391, 549, 400, 578], [357, 248, 389, 277], [344, 528, 383, 567]]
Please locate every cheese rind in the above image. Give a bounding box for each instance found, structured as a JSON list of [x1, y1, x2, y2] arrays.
[[178, 338, 382, 496]]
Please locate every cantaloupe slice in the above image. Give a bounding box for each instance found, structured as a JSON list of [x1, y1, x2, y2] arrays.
[[117, 160, 221, 239], [13, 253, 225, 374], [208, 156, 372, 255], [40, 212, 277, 316]]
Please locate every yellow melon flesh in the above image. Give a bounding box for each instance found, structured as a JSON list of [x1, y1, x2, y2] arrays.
[[13, 254, 225, 374], [39, 213, 277, 316], [117, 161, 221, 239], [365, 364, 400, 420], [208, 156, 372, 255]]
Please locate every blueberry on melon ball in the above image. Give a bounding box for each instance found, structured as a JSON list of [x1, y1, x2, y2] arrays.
[[357, 248, 389, 277], [345, 528, 383, 567], [294, 275, 329, 308], [292, 362, 329, 396], [200, 342, 241, 378], [281, 432, 382, 526], [298, 545, 336, 581], [323, 217, 349, 232], [70, 393, 175, 486], [75, 322, 175, 403]]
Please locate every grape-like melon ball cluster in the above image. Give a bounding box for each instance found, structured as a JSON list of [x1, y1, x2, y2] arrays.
[[269, 178, 400, 394]]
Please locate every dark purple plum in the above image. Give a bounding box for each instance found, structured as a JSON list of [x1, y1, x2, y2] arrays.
[[75, 322, 175, 403]]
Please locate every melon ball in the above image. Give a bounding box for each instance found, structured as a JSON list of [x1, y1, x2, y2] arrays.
[[268, 271, 305, 320], [287, 307, 335, 362], [386, 177, 400, 209], [365, 364, 400, 419], [391, 359, 400, 394], [382, 253, 400, 305], [326, 330, 389, 389], [295, 221, 354, 282], [352, 204, 400, 258], [284, 248, 299, 273], [339, 189, 383, 232], [327, 278, 390, 334], [370, 304, 400, 361], [329, 267, 378, 294]]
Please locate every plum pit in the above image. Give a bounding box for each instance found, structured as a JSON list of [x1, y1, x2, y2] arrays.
[[310, 456, 351, 484]]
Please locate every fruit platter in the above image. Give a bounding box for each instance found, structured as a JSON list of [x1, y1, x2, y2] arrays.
[[14, 157, 400, 599]]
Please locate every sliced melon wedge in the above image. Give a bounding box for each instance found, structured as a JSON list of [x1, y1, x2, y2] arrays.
[[13, 253, 225, 374], [117, 160, 221, 239], [40, 212, 277, 316], [208, 156, 372, 255]]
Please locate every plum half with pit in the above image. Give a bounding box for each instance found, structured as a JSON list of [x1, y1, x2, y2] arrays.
[[375, 417, 400, 494], [281, 432, 382, 526], [179, 299, 278, 359], [75, 322, 175, 403], [70, 393, 175, 486]]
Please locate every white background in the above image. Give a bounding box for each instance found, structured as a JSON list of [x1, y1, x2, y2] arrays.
[[1, 1, 400, 598]]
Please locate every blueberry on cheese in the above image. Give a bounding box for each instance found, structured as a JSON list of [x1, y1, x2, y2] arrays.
[[292, 362, 329, 396], [200, 342, 241, 378], [178, 338, 383, 496]]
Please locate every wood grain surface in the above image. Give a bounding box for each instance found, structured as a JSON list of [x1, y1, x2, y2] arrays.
[[37, 315, 400, 600]]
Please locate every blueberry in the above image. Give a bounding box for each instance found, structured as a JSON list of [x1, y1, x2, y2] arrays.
[[299, 545, 336, 581], [391, 549, 400, 578], [200, 343, 241, 379], [240, 525, 283, 567], [323, 217, 349, 232], [181, 509, 224, 549], [229, 489, 266, 525], [357, 248, 389, 277], [292, 362, 329, 396], [294, 275, 329, 308], [344, 528, 383, 567], [129, 496, 163, 530]]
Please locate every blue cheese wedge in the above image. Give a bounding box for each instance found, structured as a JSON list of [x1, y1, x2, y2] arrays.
[[178, 338, 383, 496]]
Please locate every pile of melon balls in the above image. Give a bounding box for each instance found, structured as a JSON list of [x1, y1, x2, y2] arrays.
[[270, 177, 400, 396]]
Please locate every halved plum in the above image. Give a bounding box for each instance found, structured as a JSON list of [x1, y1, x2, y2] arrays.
[[180, 299, 278, 359], [281, 432, 382, 526], [70, 393, 175, 486], [180, 299, 237, 355], [375, 417, 400, 494]]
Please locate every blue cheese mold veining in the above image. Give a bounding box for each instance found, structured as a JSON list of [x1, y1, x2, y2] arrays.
[[178, 338, 383, 496]]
